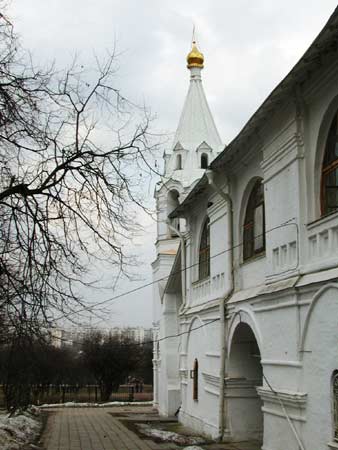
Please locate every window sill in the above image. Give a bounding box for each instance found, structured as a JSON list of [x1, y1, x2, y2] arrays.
[[192, 276, 210, 285], [307, 209, 338, 230], [241, 252, 266, 266]]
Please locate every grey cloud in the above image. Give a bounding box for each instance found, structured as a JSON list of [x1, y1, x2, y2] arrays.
[[8, 0, 338, 327]]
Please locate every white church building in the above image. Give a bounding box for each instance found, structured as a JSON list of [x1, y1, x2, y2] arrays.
[[152, 8, 338, 450]]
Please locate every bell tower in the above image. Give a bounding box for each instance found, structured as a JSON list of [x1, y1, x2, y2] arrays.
[[152, 40, 223, 411]]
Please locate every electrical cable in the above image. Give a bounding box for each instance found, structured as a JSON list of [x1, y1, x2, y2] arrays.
[[49, 217, 299, 349], [50, 317, 220, 347], [262, 372, 306, 450], [53, 218, 298, 322]]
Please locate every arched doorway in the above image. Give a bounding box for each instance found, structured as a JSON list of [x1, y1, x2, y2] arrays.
[[227, 322, 263, 443]]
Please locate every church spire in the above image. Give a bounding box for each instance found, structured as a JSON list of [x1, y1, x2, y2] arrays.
[[163, 39, 222, 187], [169, 40, 222, 160]]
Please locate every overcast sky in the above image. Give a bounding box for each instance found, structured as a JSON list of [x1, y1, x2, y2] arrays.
[[8, 1, 338, 329]]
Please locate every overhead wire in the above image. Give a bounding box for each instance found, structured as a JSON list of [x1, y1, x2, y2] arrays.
[[50, 317, 220, 348], [262, 372, 306, 450], [53, 217, 298, 322], [49, 218, 299, 350]]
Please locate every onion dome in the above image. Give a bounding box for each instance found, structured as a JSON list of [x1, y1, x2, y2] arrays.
[[186, 41, 204, 69]]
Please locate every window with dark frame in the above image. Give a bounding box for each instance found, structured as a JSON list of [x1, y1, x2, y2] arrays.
[[176, 154, 182, 170], [243, 180, 265, 261], [321, 112, 338, 215], [198, 217, 210, 279], [201, 153, 208, 169], [193, 358, 198, 401], [334, 372, 338, 442]]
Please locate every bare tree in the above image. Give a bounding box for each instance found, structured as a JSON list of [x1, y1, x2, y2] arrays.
[[81, 331, 140, 401], [0, 6, 156, 337]]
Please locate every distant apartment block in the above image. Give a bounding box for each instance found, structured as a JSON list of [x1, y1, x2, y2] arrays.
[[50, 326, 152, 348]]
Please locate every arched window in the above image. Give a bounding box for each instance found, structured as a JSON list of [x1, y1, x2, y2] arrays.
[[201, 153, 208, 169], [176, 154, 182, 170], [167, 190, 180, 237], [321, 111, 338, 215], [243, 180, 265, 261], [333, 372, 338, 442], [192, 358, 198, 401], [199, 218, 210, 279]]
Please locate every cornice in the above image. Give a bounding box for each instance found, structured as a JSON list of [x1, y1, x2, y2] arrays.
[[257, 387, 307, 408], [202, 372, 220, 388]]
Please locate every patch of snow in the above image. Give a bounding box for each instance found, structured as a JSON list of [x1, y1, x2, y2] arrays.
[[0, 407, 41, 450], [39, 400, 153, 408], [137, 423, 206, 446], [183, 447, 205, 450]]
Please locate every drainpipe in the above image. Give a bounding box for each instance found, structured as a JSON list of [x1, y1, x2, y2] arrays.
[[167, 221, 186, 307], [205, 169, 234, 442]]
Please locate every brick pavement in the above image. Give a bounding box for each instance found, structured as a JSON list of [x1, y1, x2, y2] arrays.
[[41, 406, 260, 450]]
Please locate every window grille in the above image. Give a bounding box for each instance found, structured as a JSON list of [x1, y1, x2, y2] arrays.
[[321, 112, 338, 215], [243, 180, 265, 260], [199, 218, 210, 279]]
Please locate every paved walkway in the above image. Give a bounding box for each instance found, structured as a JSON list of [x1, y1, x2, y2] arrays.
[[41, 406, 260, 450]]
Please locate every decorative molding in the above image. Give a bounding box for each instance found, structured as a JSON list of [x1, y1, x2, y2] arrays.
[[261, 359, 302, 368], [202, 372, 220, 388], [253, 300, 298, 313], [227, 307, 263, 352], [208, 201, 227, 222], [182, 297, 221, 315], [257, 387, 307, 409], [227, 276, 299, 308], [204, 386, 219, 397], [152, 359, 161, 369], [224, 378, 261, 399], [205, 352, 220, 358], [261, 130, 301, 180], [265, 269, 300, 286], [179, 369, 188, 379], [300, 283, 338, 357], [307, 210, 338, 231], [261, 406, 306, 423], [261, 117, 296, 157]]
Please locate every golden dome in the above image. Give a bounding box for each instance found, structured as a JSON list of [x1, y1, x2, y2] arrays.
[[187, 41, 204, 69]]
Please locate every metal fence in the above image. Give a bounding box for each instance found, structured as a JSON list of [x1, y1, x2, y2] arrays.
[[0, 384, 153, 406]]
